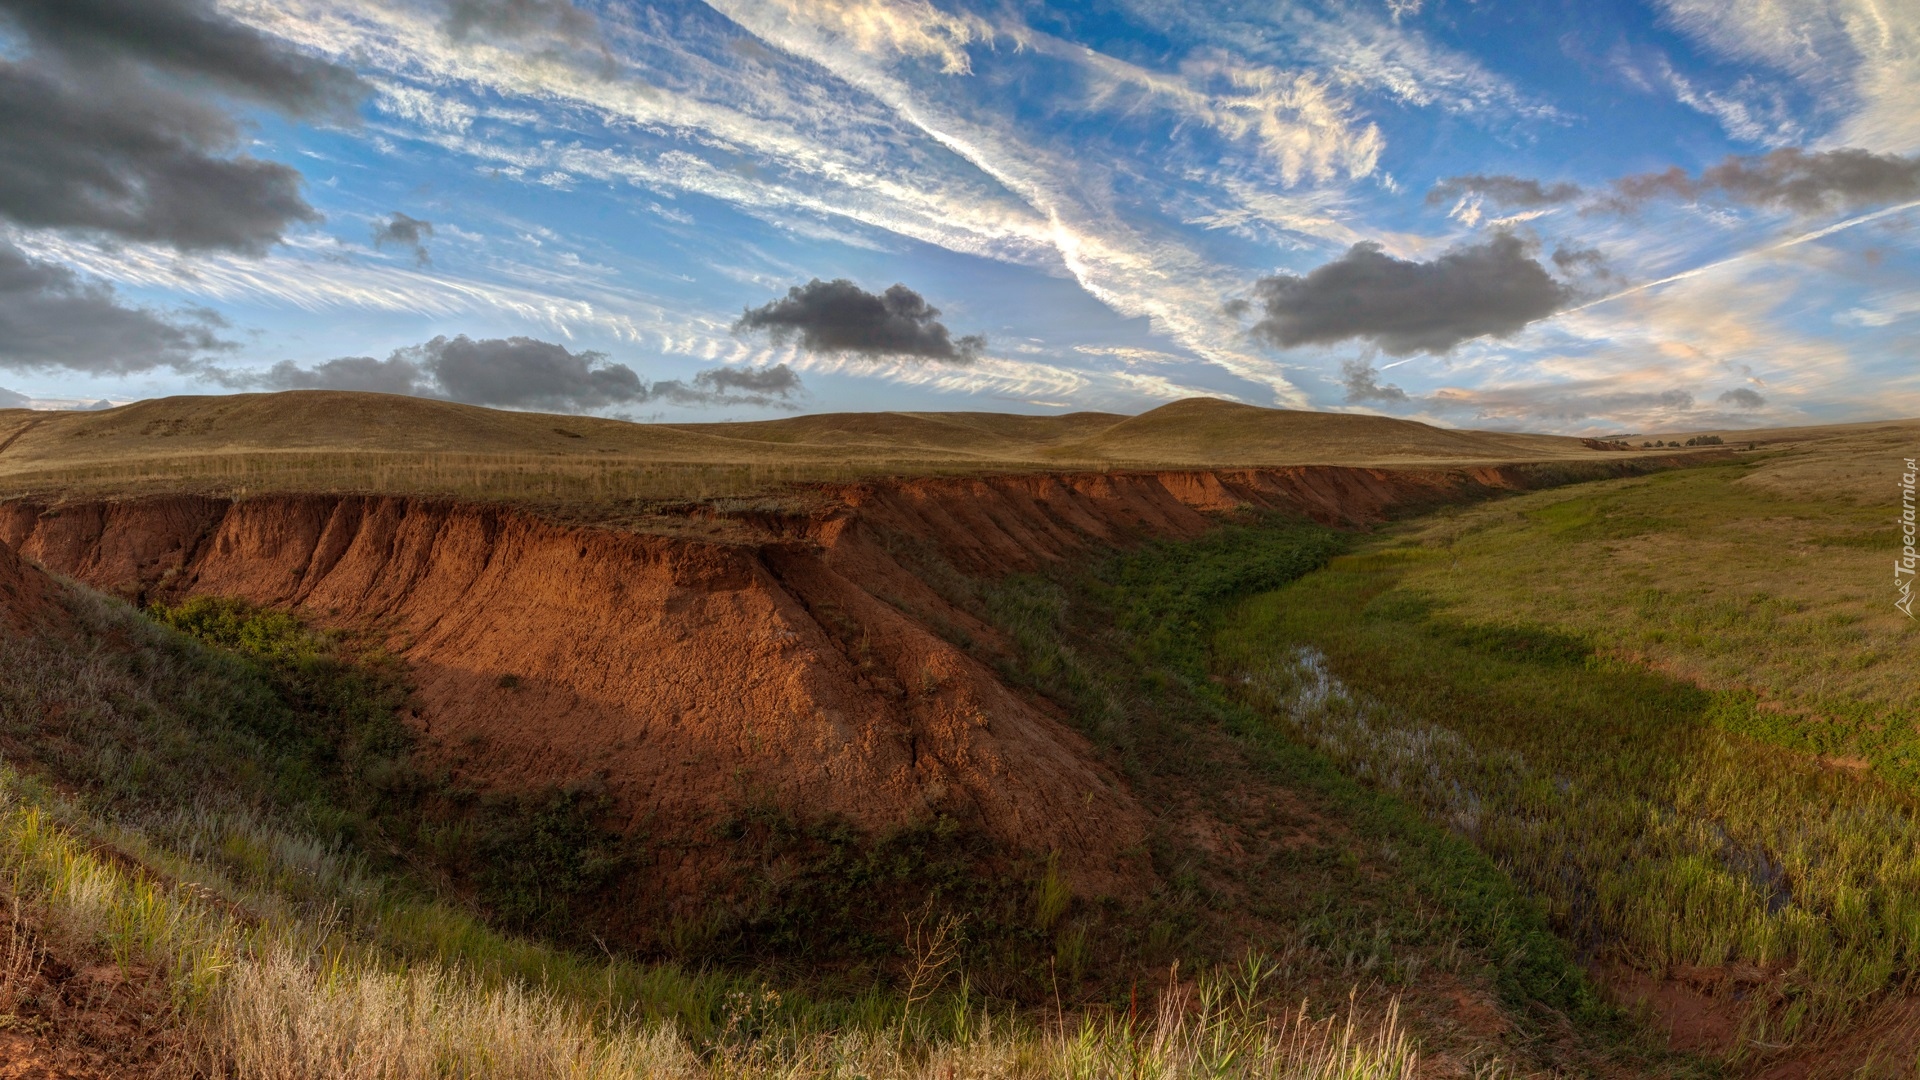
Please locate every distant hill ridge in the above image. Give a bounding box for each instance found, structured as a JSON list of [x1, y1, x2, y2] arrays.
[[0, 391, 1605, 473]]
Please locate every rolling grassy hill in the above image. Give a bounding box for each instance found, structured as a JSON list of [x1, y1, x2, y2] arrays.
[[0, 391, 1675, 511]]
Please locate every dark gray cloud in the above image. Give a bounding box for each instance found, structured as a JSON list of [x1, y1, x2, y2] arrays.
[[0, 0, 365, 116], [1339, 359, 1408, 404], [0, 386, 28, 408], [1608, 148, 1920, 215], [1550, 244, 1613, 278], [1426, 174, 1583, 209], [0, 0, 365, 253], [0, 66, 318, 254], [372, 212, 435, 266], [1246, 234, 1574, 356], [250, 354, 431, 397], [651, 363, 804, 407], [0, 241, 232, 373], [734, 279, 985, 363], [1718, 387, 1766, 410], [1425, 383, 1702, 424], [407, 335, 644, 411], [228, 335, 803, 412], [443, 0, 601, 45], [1326, 369, 1718, 427]]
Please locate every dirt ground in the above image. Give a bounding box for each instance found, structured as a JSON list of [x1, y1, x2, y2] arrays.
[[0, 902, 178, 1079]]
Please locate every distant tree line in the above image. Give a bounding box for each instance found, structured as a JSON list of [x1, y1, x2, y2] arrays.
[[1642, 435, 1725, 448]]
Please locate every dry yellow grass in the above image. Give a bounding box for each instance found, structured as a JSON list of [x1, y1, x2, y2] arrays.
[[1042, 398, 1587, 465], [0, 391, 1683, 511], [0, 765, 1423, 1080]]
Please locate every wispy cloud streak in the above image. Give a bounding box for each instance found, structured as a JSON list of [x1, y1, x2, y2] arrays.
[[1564, 199, 1920, 314]]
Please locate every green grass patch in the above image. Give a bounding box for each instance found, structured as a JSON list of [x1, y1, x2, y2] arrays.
[[1218, 538, 1920, 1049], [1087, 521, 1599, 1015], [937, 514, 1700, 1074], [1398, 463, 1916, 777]]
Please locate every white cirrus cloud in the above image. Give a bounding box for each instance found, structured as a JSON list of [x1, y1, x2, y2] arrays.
[[704, 0, 1314, 403], [748, 0, 997, 75], [1114, 0, 1560, 122], [1038, 39, 1384, 184], [372, 79, 477, 132], [229, 0, 1070, 271], [9, 227, 733, 354], [1655, 0, 1920, 153]]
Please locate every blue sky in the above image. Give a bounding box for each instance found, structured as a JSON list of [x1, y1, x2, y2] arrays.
[[2, 0, 1917, 433]]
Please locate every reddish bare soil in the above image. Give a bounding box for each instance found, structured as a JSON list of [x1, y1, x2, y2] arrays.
[[1596, 961, 1920, 1077], [0, 906, 176, 1080], [0, 461, 1656, 898], [0, 531, 55, 634], [1598, 962, 1748, 1056], [1750, 997, 1920, 1080]]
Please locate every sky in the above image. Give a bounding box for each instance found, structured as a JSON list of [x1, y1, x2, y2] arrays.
[[0, 0, 1917, 433]]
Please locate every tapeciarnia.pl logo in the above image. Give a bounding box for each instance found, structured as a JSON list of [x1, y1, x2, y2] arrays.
[[1900, 457, 1917, 619]]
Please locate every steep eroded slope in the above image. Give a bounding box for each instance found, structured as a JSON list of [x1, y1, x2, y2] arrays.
[[0, 459, 1675, 899]]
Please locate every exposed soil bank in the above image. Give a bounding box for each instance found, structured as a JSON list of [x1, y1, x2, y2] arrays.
[[0, 459, 1685, 895], [0, 528, 55, 634]]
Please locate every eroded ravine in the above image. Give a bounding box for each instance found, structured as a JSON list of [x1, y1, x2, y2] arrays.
[[0, 459, 1682, 899]]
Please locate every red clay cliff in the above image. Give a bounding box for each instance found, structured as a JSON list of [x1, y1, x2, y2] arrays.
[[0, 461, 1657, 894]]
